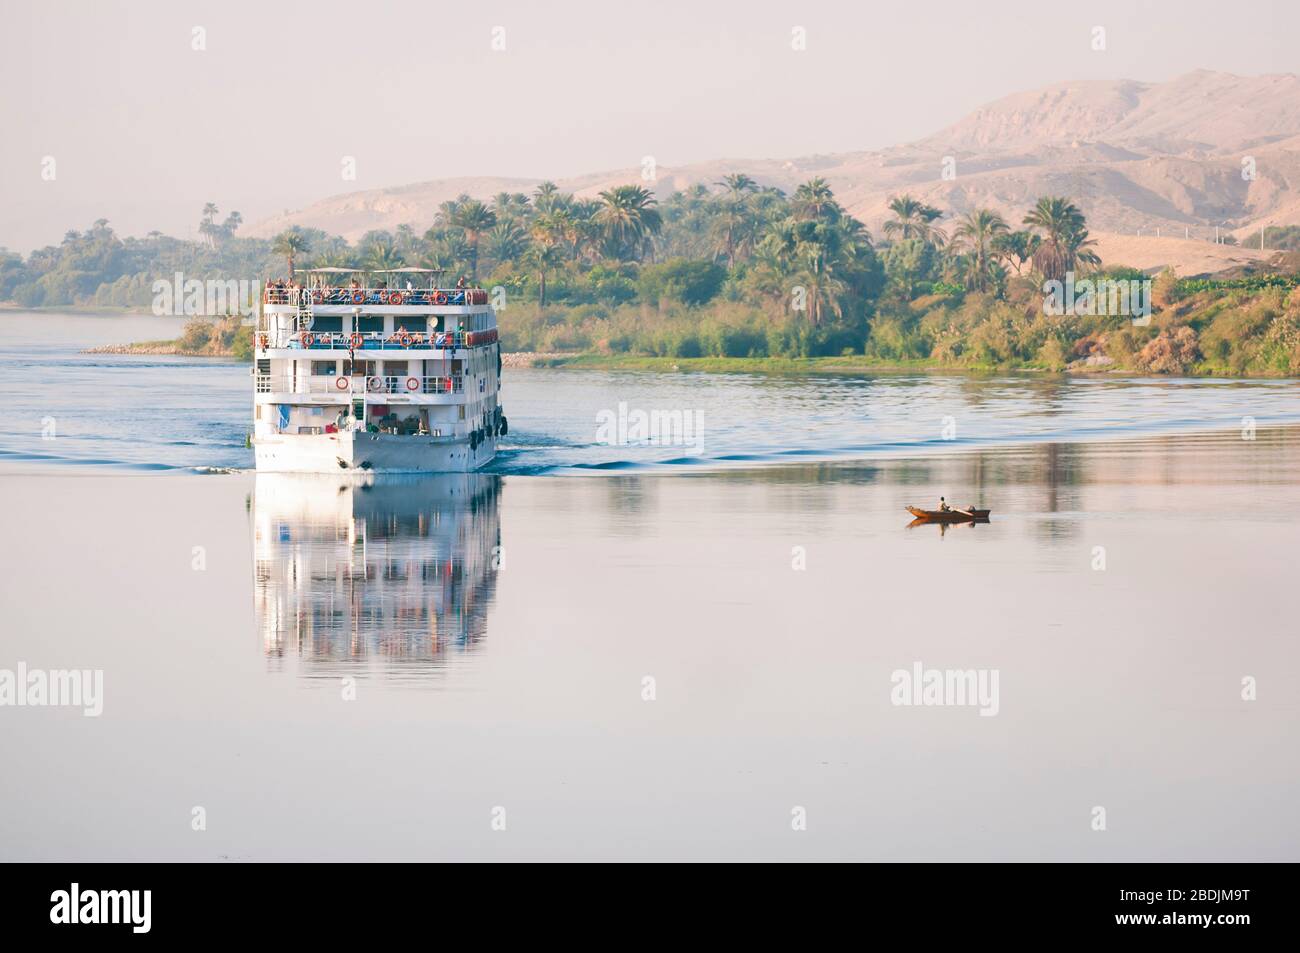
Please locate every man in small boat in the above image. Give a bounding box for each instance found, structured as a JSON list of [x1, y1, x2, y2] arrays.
[[938, 497, 950, 512]]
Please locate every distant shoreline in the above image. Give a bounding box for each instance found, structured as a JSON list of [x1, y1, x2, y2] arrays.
[[73, 345, 1296, 377], [0, 303, 154, 316], [501, 352, 1298, 378]]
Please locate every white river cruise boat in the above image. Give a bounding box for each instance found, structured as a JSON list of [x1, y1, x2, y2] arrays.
[[252, 268, 505, 473]]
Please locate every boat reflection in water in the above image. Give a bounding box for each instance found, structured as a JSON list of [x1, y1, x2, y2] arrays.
[[252, 473, 502, 682]]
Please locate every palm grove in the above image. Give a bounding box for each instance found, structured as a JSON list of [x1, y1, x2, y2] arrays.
[[5, 178, 1300, 374]]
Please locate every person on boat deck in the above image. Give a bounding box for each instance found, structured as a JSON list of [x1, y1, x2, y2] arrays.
[[335, 409, 349, 431], [938, 497, 950, 512], [455, 275, 467, 289]]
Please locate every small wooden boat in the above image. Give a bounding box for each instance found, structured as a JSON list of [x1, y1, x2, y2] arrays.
[[906, 506, 991, 522]]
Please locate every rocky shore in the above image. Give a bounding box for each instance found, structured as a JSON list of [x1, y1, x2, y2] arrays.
[[501, 351, 570, 368], [84, 342, 237, 357]]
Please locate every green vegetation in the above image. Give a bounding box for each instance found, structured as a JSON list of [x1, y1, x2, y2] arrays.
[[5, 186, 1300, 376]]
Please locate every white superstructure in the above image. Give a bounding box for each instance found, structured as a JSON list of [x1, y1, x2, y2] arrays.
[[252, 268, 505, 473]]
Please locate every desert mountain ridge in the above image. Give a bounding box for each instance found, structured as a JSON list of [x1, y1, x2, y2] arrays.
[[247, 70, 1299, 272]]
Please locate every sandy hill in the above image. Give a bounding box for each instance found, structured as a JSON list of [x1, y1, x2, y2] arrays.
[[248, 71, 1300, 274]]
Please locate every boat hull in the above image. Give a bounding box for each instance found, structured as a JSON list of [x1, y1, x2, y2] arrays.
[[255, 430, 496, 473], [906, 506, 990, 522]]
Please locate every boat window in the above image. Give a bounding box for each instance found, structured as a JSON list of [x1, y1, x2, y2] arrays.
[[384, 362, 408, 376], [401, 316, 427, 332], [311, 361, 337, 376], [357, 316, 384, 334], [311, 316, 342, 333]]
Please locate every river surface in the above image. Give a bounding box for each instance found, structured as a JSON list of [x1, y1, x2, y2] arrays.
[[2, 312, 1299, 473], [0, 312, 1297, 860]]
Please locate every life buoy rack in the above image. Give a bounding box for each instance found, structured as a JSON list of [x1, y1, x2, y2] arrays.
[[405, 376, 421, 393], [300, 332, 315, 347], [367, 376, 384, 392], [388, 291, 404, 305], [349, 332, 363, 348], [335, 376, 350, 391], [433, 291, 448, 305]]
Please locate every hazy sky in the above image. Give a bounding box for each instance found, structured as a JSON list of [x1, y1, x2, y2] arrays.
[[1, 0, 1295, 251]]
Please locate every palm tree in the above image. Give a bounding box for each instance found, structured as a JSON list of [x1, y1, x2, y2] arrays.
[[766, 217, 858, 324], [1023, 196, 1100, 281], [308, 248, 356, 271], [271, 228, 311, 280], [449, 200, 498, 280], [198, 204, 218, 248], [526, 243, 566, 307], [594, 185, 662, 261], [492, 191, 531, 224], [717, 173, 759, 196], [883, 195, 946, 246], [951, 209, 1010, 292], [363, 238, 405, 273], [421, 230, 471, 275], [530, 211, 565, 250], [533, 181, 560, 212], [792, 178, 837, 221], [710, 198, 759, 267], [221, 211, 242, 240], [484, 222, 529, 264]]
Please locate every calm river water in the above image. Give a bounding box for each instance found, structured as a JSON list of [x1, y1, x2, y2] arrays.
[[0, 312, 1297, 860]]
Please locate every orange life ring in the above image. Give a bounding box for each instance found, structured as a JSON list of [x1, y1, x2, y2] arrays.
[[433, 291, 448, 305], [335, 376, 350, 391], [349, 332, 363, 348], [257, 333, 269, 349], [388, 291, 404, 305], [300, 332, 315, 347], [405, 376, 420, 393], [399, 332, 413, 347], [367, 376, 383, 392], [351, 291, 365, 304]]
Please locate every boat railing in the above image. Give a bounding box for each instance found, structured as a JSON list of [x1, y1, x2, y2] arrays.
[[254, 329, 498, 350], [263, 287, 491, 307], [255, 374, 463, 395]]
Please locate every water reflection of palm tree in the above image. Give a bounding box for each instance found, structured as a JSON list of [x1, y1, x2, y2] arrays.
[[252, 474, 502, 678]]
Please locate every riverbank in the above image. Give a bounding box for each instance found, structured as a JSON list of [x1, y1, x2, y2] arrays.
[[511, 351, 1208, 376]]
